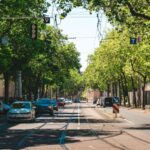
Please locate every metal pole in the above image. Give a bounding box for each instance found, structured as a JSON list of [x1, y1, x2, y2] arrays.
[[18, 71, 22, 98], [15, 71, 22, 99]]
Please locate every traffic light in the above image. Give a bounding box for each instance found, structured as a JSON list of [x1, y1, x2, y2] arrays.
[[130, 37, 137, 44], [31, 24, 37, 39], [43, 17, 50, 23]]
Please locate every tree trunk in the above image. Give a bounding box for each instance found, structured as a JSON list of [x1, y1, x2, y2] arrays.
[[3, 73, 10, 103], [44, 85, 48, 97], [137, 76, 142, 107], [41, 84, 45, 98], [120, 76, 126, 106], [142, 76, 147, 110], [55, 88, 58, 100], [118, 80, 122, 105], [107, 83, 110, 97], [131, 76, 137, 107], [121, 72, 130, 107], [115, 82, 118, 96], [124, 73, 130, 107]]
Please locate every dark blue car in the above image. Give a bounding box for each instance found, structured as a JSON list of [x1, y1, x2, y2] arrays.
[[35, 98, 54, 116]]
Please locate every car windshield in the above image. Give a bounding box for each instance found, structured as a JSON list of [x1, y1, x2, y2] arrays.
[[58, 99, 64, 102], [12, 103, 30, 109], [50, 100, 57, 104]]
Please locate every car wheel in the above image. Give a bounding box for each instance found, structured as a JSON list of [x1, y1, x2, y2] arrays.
[[32, 117, 35, 122], [50, 111, 54, 116]]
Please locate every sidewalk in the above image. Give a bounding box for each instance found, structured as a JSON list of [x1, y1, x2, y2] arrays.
[[89, 101, 150, 120]]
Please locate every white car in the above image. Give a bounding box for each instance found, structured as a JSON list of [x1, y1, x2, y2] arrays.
[[64, 99, 72, 104], [7, 101, 35, 122]]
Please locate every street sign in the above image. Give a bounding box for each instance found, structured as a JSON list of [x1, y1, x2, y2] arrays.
[[130, 37, 137, 44], [31, 24, 37, 39], [137, 36, 142, 42], [43, 17, 50, 23], [0, 36, 9, 45], [112, 104, 119, 118], [113, 104, 119, 113]]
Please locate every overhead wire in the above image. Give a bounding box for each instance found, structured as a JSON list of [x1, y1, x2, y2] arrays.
[[96, 11, 104, 41]]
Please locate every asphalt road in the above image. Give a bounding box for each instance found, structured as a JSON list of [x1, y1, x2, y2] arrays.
[[0, 102, 150, 150]]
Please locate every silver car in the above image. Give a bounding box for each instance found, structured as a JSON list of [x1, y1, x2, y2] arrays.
[[7, 101, 35, 122]]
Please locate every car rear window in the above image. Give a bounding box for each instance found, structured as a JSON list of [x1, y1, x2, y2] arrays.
[[37, 100, 52, 104], [105, 98, 112, 102]]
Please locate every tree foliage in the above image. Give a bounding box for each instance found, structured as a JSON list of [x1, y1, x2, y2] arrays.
[[0, 0, 81, 100]]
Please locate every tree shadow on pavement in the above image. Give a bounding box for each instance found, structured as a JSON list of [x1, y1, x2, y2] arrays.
[[125, 124, 150, 130], [0, 127, 121, 149]]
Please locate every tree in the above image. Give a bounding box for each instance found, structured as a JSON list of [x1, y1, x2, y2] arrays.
[[0, 0, 49, 101], [83, 28, 150, 107]]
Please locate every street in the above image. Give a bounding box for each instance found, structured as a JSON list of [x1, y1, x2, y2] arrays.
[[0, 102, 150, 150]]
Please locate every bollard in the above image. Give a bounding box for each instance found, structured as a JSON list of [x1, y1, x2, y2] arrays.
[[112, 104, 119, 118]]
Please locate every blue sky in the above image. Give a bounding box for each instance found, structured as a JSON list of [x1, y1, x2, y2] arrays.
[[48, 7, 112, 71]]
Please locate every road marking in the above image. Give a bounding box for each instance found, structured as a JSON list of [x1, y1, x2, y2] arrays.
[[123, 118, 135, 125], [77, 103, 80, 130], [89, 145, 96, 149]]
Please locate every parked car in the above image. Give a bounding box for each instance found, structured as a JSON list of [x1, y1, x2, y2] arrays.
[[50, 99, 58, 111], [64, 99, 72, 104], [100, 97, 113, 107], [99, 96, 120, 107], [3, 103, 11, 113], [0, 101, 3, 114], [7, 101, 35, 122], [57, 98, 65, 107], [73, 98, 80, 103], [35, 98, 54, 115]]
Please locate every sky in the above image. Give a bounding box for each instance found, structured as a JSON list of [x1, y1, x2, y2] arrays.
[[48, 7, 112, 72]]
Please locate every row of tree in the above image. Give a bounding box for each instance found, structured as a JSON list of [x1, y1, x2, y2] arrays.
[[0, 0, 149, 107], [0, 0, 82, 101], [79, 1, 150, 108], [83, 29, 150, 108], [55, 0, 150, 108]]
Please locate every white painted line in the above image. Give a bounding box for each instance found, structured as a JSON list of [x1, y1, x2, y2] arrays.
[[123, 118, 135, 125], [89, 145, 96, 149]]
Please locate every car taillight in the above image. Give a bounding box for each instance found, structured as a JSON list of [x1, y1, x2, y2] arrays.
[[48, 106, 52, 109]]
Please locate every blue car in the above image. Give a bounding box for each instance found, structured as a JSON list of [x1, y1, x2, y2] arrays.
[[35, 98, 54, 116], [3, 103, 11, 113], [50, 99, 58, 111]]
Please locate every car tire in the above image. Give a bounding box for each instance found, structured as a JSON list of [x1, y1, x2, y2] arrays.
[[50, 111, 54, 116]]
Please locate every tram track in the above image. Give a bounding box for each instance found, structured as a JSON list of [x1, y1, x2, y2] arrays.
[[14, 104, 77, 150], [1, 102, 150, 149], [59, 104, 78, 150], [76, 103, 127, 150]]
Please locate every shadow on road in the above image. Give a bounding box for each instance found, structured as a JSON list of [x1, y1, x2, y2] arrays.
[[0, 127, 121, 149], [126, 124, 150, 130], [0, 109, 123, 149]]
